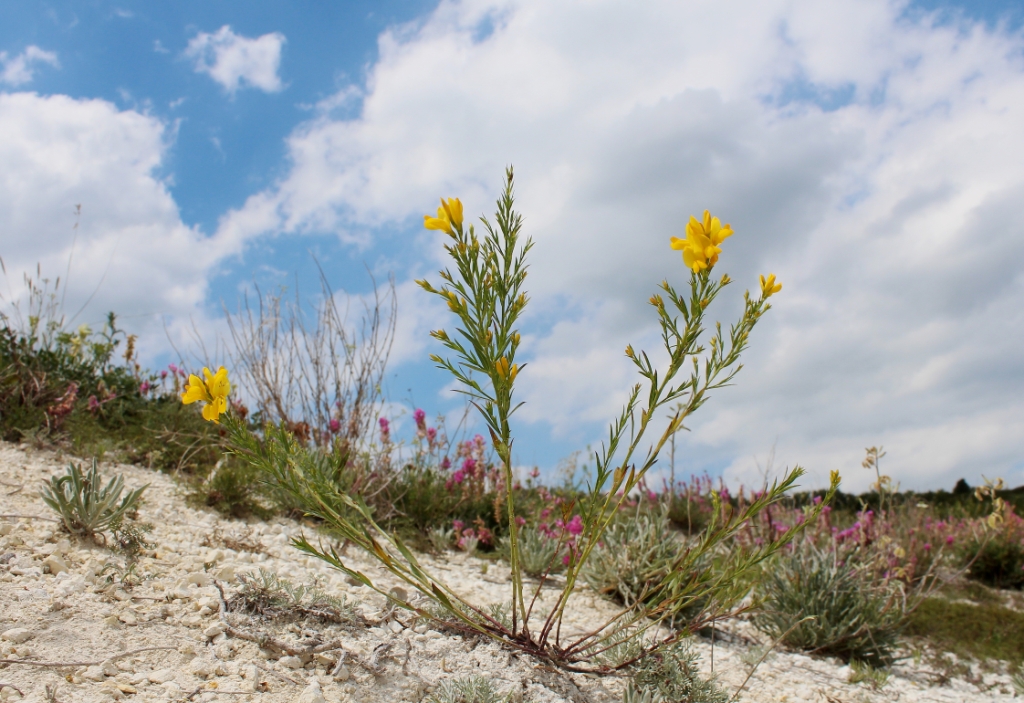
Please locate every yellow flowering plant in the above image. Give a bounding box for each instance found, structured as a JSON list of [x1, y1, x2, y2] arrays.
[[181, 366, 231, 423], [211, 167, 839, 675]]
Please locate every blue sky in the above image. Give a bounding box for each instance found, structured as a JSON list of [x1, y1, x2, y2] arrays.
[[2, 0, 1023, 492]]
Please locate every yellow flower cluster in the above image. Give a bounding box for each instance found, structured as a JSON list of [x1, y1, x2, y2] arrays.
[[670, 210, 734, 273], [759, 273, 782, 298], [181, 366, 231, 423], [423, 197, 464, 235]]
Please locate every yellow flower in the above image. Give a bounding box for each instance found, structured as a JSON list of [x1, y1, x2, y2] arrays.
[[424, 206, 453, 235], [424, 197, 463, 235], [670, 210, 734, 273], [759, 273, 782, 298], [181, 366, 231, 423], [440, 197, 463, 229]]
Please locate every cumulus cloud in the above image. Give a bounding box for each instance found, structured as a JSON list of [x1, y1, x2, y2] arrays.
[[211, 0, 1024, 492], [184, 25, 285, 94], [0, 46, 59, 86], [0, 92, 238, 362]]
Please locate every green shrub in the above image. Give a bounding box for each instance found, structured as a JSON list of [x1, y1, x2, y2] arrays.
[[389, 464, 499, 543], [40, 459, 147, 538], [960, 527, 1024, 590], [752, 543, 904, 666]]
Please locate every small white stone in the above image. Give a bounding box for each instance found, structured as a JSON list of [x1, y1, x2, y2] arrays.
[[333, 664, 351, 681], [187, 572, 211, 587], [0, 524, 12, 536], [42, 554, 67, 574], [83, 665, 106, 682], [297, 681, 326, 703], [314, 652, 337, 666], [147, 668, 176, 684], [101, 659, 119, 676], [190, 659, 214, 678], [118, 611, 137, 626], [278, 655, 303, 669], [203, 623, 225, 639], [1, 628, 32, 644]]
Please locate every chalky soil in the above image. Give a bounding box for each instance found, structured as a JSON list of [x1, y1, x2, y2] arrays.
[[0, 441, 1017, 702]]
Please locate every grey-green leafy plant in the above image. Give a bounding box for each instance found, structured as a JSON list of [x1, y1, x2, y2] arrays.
[[225, 168, 840, 673], [424, 676, 519, 703], [848, 660, 891, 689], [428, 526, 456, 553], [626, 641, 727, 703], [582, 508, 708, 627], [1011, 669, 1024, 695], [752, 542, 905, 666], [499, 526, 565, 578], [231, 567, 357, 624], [40, 459, 147, 538]]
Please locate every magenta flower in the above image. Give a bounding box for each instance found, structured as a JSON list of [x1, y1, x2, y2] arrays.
[[413, 408, 427, 430], [566, 515, 583, 536], [441, 456, 451, 470], [329, 418, 341, 433], [379, 417, 390, 443]]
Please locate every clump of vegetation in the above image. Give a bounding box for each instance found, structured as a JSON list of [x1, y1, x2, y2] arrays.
[[582, 508, 707, 626], [230, 568, 359, 625], [424, 676, 520, 703], [625, 641, 727, 703], [752, 542, 905, 666], [40, 459, 147, 539], [500, 526, 565, 578]]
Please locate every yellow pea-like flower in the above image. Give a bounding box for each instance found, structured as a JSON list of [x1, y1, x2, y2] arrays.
[[439, 197, 463, 230], [424, 197, 463, 235], [759, 273, 782, 298], [424, 205, 454, 235], [670, 210, 734, 273], [181, 366, 231, 423]]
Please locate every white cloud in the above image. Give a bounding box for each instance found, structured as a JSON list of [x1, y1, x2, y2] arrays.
[[208, 0, 1024, 491], [0, 46, 59, 86], [184, 25, 285, 94], [0, 92, 239, 363]]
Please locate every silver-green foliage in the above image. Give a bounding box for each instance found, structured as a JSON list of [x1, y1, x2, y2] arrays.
[[582, 508, 712, 629], [752, 543, 904, 666], [424, 676, 519, 703], [626, 641, 727, 703], [500, 526, 564, 578], [582, 509, 685, 610], [232, 567, 357, 623], [40, 459, 147, 537]]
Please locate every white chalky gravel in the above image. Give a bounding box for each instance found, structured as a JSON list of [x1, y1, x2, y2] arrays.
[[0, 440, 1018, 702]]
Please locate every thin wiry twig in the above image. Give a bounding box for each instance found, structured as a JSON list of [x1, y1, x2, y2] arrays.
[[0, 514, 60, 522], [0, 646, 174, 668]]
